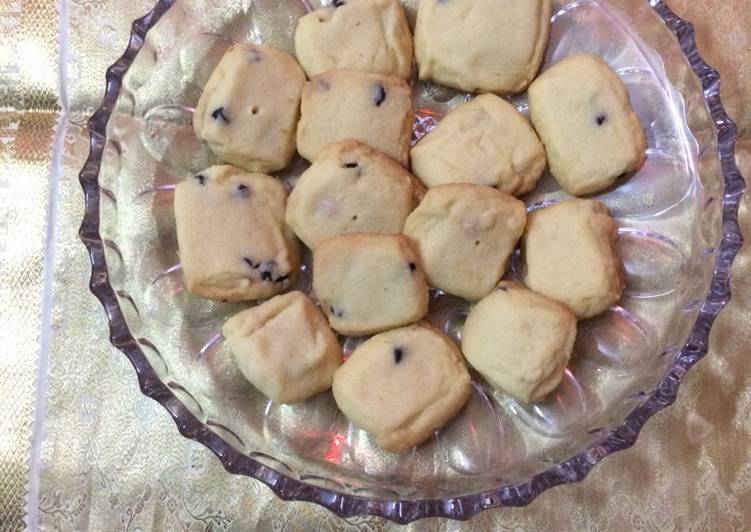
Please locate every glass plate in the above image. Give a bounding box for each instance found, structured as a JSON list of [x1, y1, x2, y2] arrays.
[[79, 0, 745, 523]]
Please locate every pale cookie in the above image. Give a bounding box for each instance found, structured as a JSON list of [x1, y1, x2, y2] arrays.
[[286, 140, 420, 250], [297, 70, 413, 165], [295, 0, 413, 80], [414, 0, 552, 94], [333, 323, 472, 453], [174, 165, 300, 302], [193, 43, 306, 173], [410, 94, 546, 195], [528, 54, 647, 196], [404, 184, 527, 301], [223, 291, 342, 404], [462, 282, 577, 404], [523, 199, 624, 319], [313, 234, 429, 336]]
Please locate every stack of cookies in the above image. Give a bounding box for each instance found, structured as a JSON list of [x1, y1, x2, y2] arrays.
[[172, 0, 647, 454]]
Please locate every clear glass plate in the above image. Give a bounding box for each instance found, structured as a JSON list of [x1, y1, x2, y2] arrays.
[[79, 0, 745, 523]]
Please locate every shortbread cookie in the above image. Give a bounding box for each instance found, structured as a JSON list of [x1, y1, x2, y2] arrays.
[[414, 0, 552, 94], [523, 199, 624, 319], [193, 43, 305, 173], [528, 54, 647, 196], [174, 165, 300, 301], [462, 282, 577, 403], [297, 70, 413, 165], [404, 184, 527, 301], [223, 291, 342, 404], [286, 140, 420, 250], [333, 324, 472, 453], [312, 234, 429, 335], [295, 0, 413, 80], [410, 94, 546, 195]]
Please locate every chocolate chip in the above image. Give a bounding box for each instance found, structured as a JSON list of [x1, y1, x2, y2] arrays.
[[243, 257, 258, 269], [393, 347, 405, 364], [248, 49, 262, 62], [212, 107, 230, 124], [371, 84, 386, 107], [409, 262, 417, 272], [194, 174, 207, 185], [329, 305, 344, 318], [474, 240, 480, 247], [274, 274, 290, 285], [332, 0, 345, 6], [351, 215, 358, 221], [236, 184, 251, 198], [343, 162, 359, 169], [259, 261, 278, 282], [596, 114, 607, 126]]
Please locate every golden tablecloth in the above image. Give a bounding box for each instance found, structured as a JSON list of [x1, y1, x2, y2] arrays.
[[0, 1, 749, 530]]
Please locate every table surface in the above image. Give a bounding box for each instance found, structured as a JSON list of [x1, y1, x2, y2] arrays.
[[1, 1, 749, 530]]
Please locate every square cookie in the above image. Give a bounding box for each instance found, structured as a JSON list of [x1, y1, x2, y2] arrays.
[[522, 199, 624, 319], [462, 282, 577, 404], [194, 43, 306, 173], [223, 291, 342, 404], [528, 54, 647, 196], [410, 94, 546, 195], [295, 0, 413, 79], [404, 184, 527, 301], [312, 234, 429, 336], [414, 0, 552, 94], [333, 324, 471, 453], [286, 141, 420, 250], [174, 165, 300, 302], [297, 70, 414, 166]]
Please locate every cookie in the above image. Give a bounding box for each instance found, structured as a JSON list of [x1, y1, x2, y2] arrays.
[[286, 140, 420, 250], [523, 199, 624, 319], [404, 184, 527, 301], [223, 291, 342, 404], [410, 94, 547, 195], [528, 54, 647, 196], [174, 165, 300, 302], [193, 43, 306, 173], [461, 282, 577, 404], [312, 234, 429, 336], [297, 70, 413, 165], [295, 0, 413, 80], [332, 323, 472, 453], [414, 0, 552, 94]]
